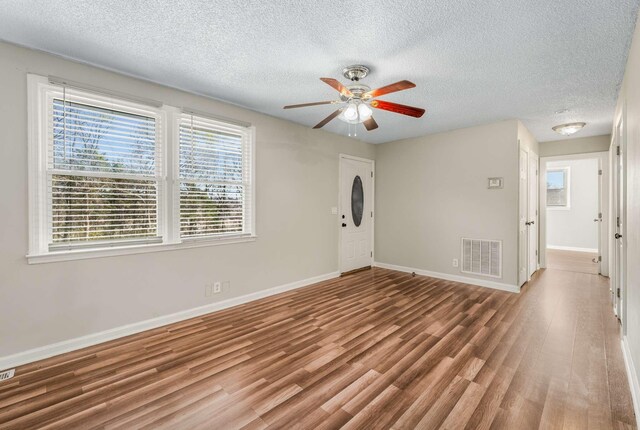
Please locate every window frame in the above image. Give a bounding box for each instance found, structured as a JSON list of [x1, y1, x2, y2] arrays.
[[546, 167, 571, 210], [27, 75, 256, 264]]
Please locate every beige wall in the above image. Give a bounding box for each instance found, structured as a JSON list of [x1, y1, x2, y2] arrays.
[[615, 11, 640, 413], [539, 135, 611, 157], [375, 120, 522, 287], [0, 42, 376, 358]]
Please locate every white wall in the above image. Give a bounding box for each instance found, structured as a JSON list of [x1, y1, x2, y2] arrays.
[[614, 10, 640, 421], [0, 41, 377, 359], [546, 158, 599, 251], [375, 120, 525, 287], [539, 135, 611, 157]]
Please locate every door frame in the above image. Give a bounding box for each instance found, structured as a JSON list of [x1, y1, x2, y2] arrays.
[[338, 154, 375, 273], [538, 151, 610, 276]]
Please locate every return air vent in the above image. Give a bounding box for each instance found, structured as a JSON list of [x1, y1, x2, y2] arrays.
[[0, 369, 15, 382], [461, 238, 502, 278]]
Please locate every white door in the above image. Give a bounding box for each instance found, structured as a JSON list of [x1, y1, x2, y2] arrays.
[[596, 158, 603, 274], [528, 153, 539, 278], [519, 148, 529, 286], [613, 119, 625, 322], [340, 156, 373, 273]]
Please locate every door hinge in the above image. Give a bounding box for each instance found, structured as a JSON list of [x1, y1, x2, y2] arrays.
[[598, 169, 603, 175], [370, 251, 373, 257], [598, 212, 602, 219], [617, 145, 621, 156], [371, 171, 373, 178], [617, 288, 621, 298], [617, 216, 621, 228], [598, 255, 602, 262], [371, 211, 373, 218]]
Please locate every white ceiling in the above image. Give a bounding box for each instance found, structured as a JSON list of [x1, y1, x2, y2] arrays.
[[1, 0, 638, 144]]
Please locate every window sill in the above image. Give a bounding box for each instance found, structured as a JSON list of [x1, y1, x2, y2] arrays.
[[26, 235, 257, 264]]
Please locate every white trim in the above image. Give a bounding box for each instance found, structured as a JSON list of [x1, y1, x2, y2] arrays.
[[27, 234, 257, 264], [546, 245, 599, 253], [621, 337, 640, 428], [0, 270, 339, 371], [338, 154, 375, 273], [539, 151, 609, 275], [373, 262, 520, 293]]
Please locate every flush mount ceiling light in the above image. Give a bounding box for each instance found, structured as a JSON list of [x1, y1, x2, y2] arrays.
[[552, 122, 586, 136]]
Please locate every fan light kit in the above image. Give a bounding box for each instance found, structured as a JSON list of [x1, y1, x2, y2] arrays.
[[552, 122, 586, 136], [284, 65, 426, 136]]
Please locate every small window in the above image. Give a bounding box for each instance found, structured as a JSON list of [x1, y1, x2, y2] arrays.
[[547, 168, 570, 208]]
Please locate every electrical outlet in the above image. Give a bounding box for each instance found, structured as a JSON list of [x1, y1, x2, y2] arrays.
[[452, 259, 459, 268], [331, 207, 338, 215], [205, 284, 213, 297], [213, 282, 222, 294]]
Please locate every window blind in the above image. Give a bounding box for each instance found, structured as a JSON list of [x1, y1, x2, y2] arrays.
[[178, 113, 252, 238], [48, 97, 161, 249]]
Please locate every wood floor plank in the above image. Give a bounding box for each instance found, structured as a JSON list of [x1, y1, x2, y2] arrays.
[[0, 267, 635, 429]]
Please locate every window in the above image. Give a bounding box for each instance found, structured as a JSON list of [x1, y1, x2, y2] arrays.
[[178, 113, 253, 239], [28, 75, 255, 263], [546, 167, 570, 208]]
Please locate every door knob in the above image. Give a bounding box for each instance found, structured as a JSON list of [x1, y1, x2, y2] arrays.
[[615, 233, 622, 239], [342, 223, 347, 227], [530, 221, 535, 225], [594, 218, 600, 222]]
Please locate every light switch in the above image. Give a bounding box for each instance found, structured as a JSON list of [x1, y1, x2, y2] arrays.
[[331, 207, 338, 215]]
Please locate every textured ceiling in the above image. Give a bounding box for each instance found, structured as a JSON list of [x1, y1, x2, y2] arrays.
[[1, 0, 638, 143]]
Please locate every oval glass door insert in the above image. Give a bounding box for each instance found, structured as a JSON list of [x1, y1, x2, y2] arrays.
[[351, 175, 364, 227]]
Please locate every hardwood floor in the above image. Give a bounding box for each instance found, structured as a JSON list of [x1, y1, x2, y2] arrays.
[[546, 248, 600, 274], [0, 267, 636, 429]]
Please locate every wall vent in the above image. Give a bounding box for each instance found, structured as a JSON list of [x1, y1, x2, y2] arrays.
[[0, 369, 15, 382], [461, 238, 502, 278]]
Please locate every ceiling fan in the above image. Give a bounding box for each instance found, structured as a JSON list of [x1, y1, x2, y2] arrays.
[[283, 65, 426, 132]]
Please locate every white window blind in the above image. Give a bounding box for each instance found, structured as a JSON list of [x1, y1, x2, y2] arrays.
[[28, 75, 256, 262], [178, 113, 253, 239], [47, 94, 161, 250]]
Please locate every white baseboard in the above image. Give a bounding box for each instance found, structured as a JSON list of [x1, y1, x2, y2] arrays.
[[0, 271, 339, 371], [373, 262, 520, 293], [547, 245, 598, 253], [622, 336, 640, 428]]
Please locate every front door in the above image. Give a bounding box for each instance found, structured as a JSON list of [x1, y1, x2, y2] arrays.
[[340, 155, 373, 273]]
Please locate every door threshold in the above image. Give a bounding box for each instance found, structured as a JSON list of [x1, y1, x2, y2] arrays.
[[341, 266, 372, 276]]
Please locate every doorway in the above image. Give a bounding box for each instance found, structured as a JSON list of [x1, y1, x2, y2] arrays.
[[539, 152, 609, 276], [339, 155, 374, 273]]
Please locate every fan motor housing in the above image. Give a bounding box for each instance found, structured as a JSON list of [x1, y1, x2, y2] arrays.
[[341, 84, 371, 101]]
